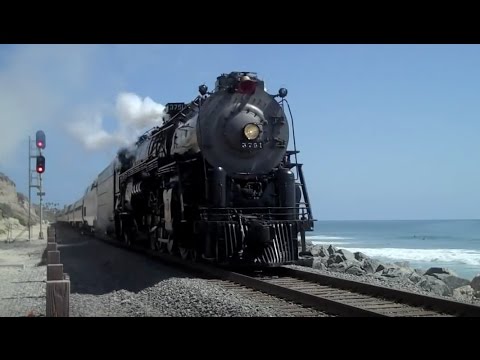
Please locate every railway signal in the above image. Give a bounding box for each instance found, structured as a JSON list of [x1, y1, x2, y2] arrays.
[[36, 130, 46, 149], [36, 155, 45, 174], [29, 130, 48, 241]]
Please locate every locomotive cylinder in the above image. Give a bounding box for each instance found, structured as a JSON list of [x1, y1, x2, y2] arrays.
[[208, 167, 227, 207]]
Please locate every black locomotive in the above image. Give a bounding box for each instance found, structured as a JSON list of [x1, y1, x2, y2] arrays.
[[60, 71, 314, 267]]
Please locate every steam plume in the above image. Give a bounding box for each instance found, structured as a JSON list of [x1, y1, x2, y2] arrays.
[[67, 92, 168, 151]]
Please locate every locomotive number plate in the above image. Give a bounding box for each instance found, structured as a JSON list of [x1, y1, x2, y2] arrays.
[[166, 102, 187, 115], [241, 141, 263, 149]]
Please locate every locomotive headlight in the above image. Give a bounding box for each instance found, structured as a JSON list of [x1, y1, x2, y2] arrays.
[[243, 123, 260, 140]]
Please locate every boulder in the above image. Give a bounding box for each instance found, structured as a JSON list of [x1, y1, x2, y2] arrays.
[[452, 285, 475, 302], [424, 267, 458, 277], [327, 254, 345, 266], [382, 267, 413, 278], [312, 258, 326, 271], [431, 274, 470, 290], [414, 268, 425, 275], [417, 276, 452, 296], [361, 258, 383, 274], [319, 246, 330, 257], [328, 263, 347, 273], [354, 252, 369, 261], [337, 249, 356, 262], [327, 244, 338, 256], [408, 272, 423, 284], [376, 263, 387, 272], [345, 264, 365, 276], [344, 259, 363, 268], [471, 275, 480, 291], [310, 245, 329, 257], [361, 260, 375, 274], [317, 256, 330, 266]]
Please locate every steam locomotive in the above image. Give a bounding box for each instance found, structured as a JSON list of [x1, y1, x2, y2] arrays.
[[57, 71, 314, 267]]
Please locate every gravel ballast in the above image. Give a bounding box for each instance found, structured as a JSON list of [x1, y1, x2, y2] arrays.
[[56, 225, 320, 317], [71, 278, 299, 317]]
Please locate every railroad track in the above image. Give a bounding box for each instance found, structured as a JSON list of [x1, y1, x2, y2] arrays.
[[183, 265, 480, 317], [230, 267, 480, 317], [201, 278, 324, 316], [57, 224, 480, 317]]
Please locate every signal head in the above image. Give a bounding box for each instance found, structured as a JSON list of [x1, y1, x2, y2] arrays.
[[36, 155, 45, 174], [36, 130, 46, 149]]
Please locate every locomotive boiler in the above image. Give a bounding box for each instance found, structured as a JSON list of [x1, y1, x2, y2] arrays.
[[61, 71, 315, 267]]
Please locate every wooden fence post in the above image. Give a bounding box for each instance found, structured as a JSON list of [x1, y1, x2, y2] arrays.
[[47, 251, 60, 264], [47, 264, 64, 281], [46, 280, 70, 317], [46, 225, 70, 317]]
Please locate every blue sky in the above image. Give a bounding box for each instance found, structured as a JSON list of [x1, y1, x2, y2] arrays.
[[0, 44, 479, 220]]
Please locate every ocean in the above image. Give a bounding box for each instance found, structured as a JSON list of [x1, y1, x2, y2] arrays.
[[305, 220, 480, 281]]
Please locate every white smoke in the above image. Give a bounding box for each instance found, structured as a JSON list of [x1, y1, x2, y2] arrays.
[[116, 93, 166, 129], [67, 92, 168, 151], [67, 112, 127, 151]]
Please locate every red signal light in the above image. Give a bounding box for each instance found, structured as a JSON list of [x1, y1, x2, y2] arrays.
[[36, 130, 46, 149], [36, 155, 45, 174]]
